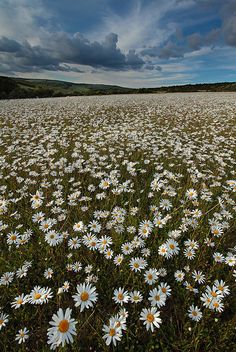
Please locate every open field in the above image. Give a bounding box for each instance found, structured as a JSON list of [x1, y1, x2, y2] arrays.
[[0, 93, 235, 351]]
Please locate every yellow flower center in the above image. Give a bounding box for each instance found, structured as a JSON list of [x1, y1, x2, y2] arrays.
[[211, 291, 217, 297], [80, 292, 89, 301], [155, 295, 160, 301], [118, 293, 123, 300], [109, 328, 116, 336], [213, 302, 219, 308], [147, 313, 154, 322], [0, 319, 3, 325], [192, 311, 197, 316], [148, 274, 153, 280], [134, 263, 139, 268], [162, 288, 167, 293], [58, 319, 69, 333], [169, 244, 175, 250], [11, 235, 17, 240], [34, 293, 41, 299], [17, 299, 23, 305]]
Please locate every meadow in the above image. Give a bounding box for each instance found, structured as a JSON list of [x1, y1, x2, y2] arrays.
[[0, 93, 235, 351]]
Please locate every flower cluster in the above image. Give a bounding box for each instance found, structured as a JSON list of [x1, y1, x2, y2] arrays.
[[0, 93, 235, 350]]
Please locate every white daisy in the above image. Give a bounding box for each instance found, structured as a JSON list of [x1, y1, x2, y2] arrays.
[[47, 308, 77, 349], [15, 327, 29, 344], [72, 283, 98, 312], [102, 322, 122, 346], [140, 307, 162, 332], [113, 287, 130, 305], [188, 305, 202, 322]]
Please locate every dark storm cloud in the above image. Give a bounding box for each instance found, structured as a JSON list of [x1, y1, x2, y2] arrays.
[[141, 41, 184, 60], [144, 64, 162, 71], [0, 37, 21, 52], [0, 32, 147, 73], [194, 0, 236, 47], [187, 33, 202, 51], [44, 32, 146, 70], [221, 1, 236, 46], [141, 0, 236, 61]]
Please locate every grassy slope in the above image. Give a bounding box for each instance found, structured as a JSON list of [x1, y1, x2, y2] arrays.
[[0, 75, 236, 99]]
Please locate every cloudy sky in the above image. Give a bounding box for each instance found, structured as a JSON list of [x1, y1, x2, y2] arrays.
[[0, 0, 236, 87]]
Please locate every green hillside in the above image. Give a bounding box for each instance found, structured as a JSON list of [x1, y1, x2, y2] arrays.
[[0, 76, 236, 99]]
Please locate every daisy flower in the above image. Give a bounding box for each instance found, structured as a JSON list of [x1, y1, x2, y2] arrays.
[[214, 280, 230, 296], [119, 308, 129, 319], [130, 290, 143, 303], [0, 312, 9, 330], [68, 237, 81, 249], [213, 252, 224, 263], [0, 271, 14, 286], [44, 268, 54, 279], [102, 322, 122, 346], [174, 270, 185, 282], [121, 242, 133, 255], [158, 282, 172, 296], [99, 178, 111, 189], [188, 305, 202, 322], [113, 287, 130, 305], [72, 283, 98, 312], [210, 298, 224, 312], [73, 221, 84, 232], [15, 327, 29, 344], [184, 248, 196, 260], [62, 281, 70, 292], [88, 220, 102, 233], [129, 257, 147, 272], [140, 307, 162, 332], [148, 288, 166, 308], [166, 239, 180, 256], [158, 244, 168, 257], [114, 254, 124, 266], [98, 235, 113, 248], [186, 189, 198, 200], [28, 286, 53, 305], [110, 314, 127, 331], [11, 294, 28, 309], [192, 270, 205, 284], [144, 268, 159, 285], [47, 308, 77, 349]]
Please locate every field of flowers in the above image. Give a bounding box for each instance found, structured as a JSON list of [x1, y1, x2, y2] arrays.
[[0, 93, 235, 351]]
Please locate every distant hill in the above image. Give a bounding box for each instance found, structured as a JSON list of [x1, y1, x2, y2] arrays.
[[0, 76, 236, 99]]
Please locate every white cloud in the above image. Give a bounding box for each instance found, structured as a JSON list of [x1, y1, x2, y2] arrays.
[[0, 0, 52, 45], [89, 0, 177, 52], [184, 46, 212, 58]]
